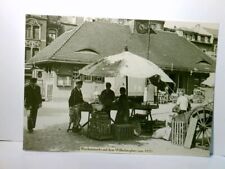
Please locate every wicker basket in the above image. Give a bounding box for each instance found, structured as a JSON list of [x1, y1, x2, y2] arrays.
[[87, 119, 112, 140], [112, 124, 134, 140]]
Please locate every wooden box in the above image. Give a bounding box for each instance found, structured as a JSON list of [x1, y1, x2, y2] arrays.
[[171, 120, 187, 145]]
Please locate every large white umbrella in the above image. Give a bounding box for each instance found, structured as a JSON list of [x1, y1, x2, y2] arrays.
[[79, 51, 174, 83]]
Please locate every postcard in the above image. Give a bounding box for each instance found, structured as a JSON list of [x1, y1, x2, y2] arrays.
[[23, 14, 218, 156]]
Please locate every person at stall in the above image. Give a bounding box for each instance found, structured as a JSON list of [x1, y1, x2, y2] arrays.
[[99, 82, 115, 119], [24, 77, 42, 133], [115, 87, 129, 124], [173, 90, 191, 122], [68, 80, 84, 132]]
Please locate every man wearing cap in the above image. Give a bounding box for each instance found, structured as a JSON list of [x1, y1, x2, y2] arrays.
[[24, 77, 42, 133], [68, 80, 84, 132], [99, 82, 115, 119]]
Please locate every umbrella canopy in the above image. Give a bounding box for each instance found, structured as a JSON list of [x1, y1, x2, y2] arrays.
[[79, 51, 174, 83], [201, 73, 215, 87]]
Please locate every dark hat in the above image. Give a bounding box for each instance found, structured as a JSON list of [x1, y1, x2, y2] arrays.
[[76, 80, 83, 85], [106, 82, 111, 87], [30, 77, 37, 83]]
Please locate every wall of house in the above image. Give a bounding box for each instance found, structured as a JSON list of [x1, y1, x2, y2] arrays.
[[51, 71, 106, 102]]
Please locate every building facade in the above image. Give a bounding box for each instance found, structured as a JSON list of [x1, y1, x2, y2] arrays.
[[25, 14, 77, 100], [174, 24, 218, 58], [27, 19, 216, 103]]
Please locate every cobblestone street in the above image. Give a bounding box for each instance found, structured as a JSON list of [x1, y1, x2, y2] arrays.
[[23, 101, 209, 156]]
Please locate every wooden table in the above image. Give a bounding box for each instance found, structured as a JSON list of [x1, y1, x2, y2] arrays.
[[130, 103, 159, 121]]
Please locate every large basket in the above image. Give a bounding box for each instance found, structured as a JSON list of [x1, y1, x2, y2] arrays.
[[112, 124, 134, 140], [87, 116, 112, 140]]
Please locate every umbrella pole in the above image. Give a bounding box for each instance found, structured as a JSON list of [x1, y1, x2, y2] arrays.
[[126, 76, 128, 96]]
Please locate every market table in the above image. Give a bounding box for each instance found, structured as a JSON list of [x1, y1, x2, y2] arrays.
[[79, 102, 159, 129]]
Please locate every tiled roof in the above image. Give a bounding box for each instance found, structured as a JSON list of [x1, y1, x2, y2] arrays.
[[28, 21, 216, 73]]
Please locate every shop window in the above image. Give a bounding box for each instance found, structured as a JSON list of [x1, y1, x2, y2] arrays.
[[93, 76, 104, 83], [82, 75, 92, 82], [57, 75, 72, 87]]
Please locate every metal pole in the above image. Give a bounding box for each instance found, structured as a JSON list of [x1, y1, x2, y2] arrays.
[[147, 21, 151, 60]]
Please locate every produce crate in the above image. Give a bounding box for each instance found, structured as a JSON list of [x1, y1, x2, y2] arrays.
[[171, 120, 187, 145], [112, 124, 134, 140]]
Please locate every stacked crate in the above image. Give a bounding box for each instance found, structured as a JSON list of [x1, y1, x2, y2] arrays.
[[169, 93, 178, 103], [87, 112, 112, 140], [171, 120, 187, 145], [158, 91, 169, 104], [112, 124, 134, 140], [192, 88, 205, 103]]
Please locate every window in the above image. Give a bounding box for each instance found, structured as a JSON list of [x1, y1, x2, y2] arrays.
[[214, 44, 217, 53], [26, 25, 32, 39], [201, 36, 205, 42], [32, 48, 39, 57], [82, 75, 92, 82], [25, 47, 31, 62], [26, 19, 40, 40], [72, 70, 81, 81], [186, 34, 191, 41], [205, 36, 209, 43], [33, 26, 40, 40], [47, 29, 57, 44], [57, 76, 72, 87], [93, 76, 104, 83]]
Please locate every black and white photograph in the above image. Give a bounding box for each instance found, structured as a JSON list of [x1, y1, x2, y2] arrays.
[[23, 14, 218, 156]]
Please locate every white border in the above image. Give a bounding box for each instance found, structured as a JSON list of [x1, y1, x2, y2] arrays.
[[0, 0, 225, 168]]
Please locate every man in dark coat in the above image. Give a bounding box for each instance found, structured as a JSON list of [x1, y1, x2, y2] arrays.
[[24, 77, 42, 133], [115, 87, 129, 124], [99, 82, 115, 119], [68, 80, 84, 132]]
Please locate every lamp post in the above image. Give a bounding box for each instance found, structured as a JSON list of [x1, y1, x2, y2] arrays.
[[147, 21, 156, 60]]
